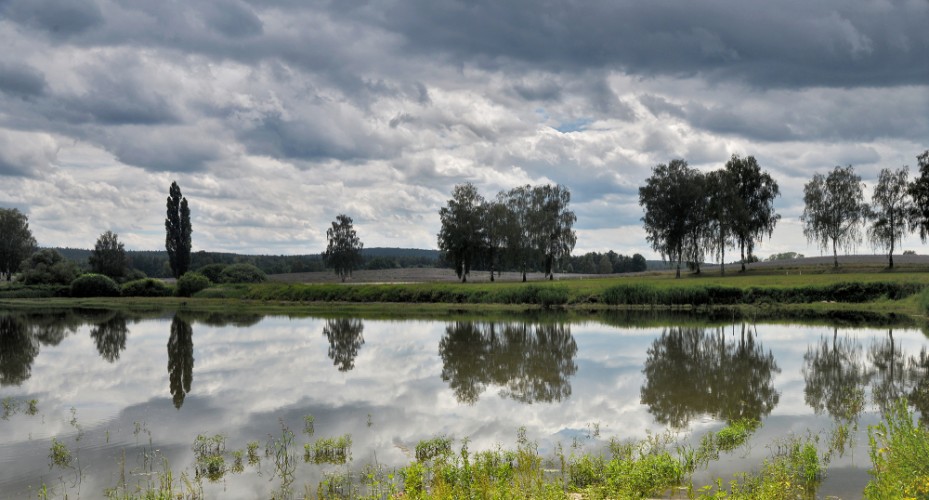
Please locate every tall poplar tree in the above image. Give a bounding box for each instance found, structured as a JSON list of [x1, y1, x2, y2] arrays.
[[165, 181, 192, 279]]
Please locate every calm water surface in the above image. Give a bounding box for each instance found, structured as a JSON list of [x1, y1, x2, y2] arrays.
[[0, 309, 927, 498]]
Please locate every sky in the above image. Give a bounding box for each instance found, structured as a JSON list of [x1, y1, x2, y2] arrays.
[[0, 0, 926, 259]]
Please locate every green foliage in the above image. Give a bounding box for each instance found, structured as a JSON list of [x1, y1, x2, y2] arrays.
[[89, 230, 128, 279], [865, 399, 929, 499], [0, 208, 36, 281], [218, 263, 266, 283], [324, 214, 364, 282], [192, 434, 226, 482], [71, 273, 121, 297], [715, 419, 761, 452], [48, 438, 73, 469], [175, 272, 211, 297], [120, 278, 171, 297], [869, 166, 912, 268], [19, 249, 80, 285], [603, 281, 922, 307], [304, 434, 352, 465], [438, 183, 485, 282], [196, 263, 227, 283], [165, 181, 192, 279], [415, 436, 453, 462], [767, 251, 804, 261], [802, 165, 869, 268]]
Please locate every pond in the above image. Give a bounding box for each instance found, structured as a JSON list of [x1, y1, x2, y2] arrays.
[[0, 308, 927, 498]]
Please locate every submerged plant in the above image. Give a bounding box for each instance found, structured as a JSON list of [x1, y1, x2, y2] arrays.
[[48, 438, 73, 469], [192, 434, 226, 482], [305, 434, 353, 465]]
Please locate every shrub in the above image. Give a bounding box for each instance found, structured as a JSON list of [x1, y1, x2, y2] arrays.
[[219, 263, 266, 284], [70, 273, 120, 297], [197, 263, 227, 283], [19, 249, 80, 285], [176, 272, 211, 297], [121, 278, 171, 297]]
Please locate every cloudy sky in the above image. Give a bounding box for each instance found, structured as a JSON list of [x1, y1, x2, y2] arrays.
[[0, 0, 926, 258]]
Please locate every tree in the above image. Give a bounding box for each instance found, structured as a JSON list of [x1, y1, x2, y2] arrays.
[[502, 185, 534, 281], [438, 183, 485, 282], [530, 184, 577, 279], [89, 230, 128, 279], [801, 165, 869, 268], [323, 214, 363, 282], [165, 181, 192, 279], [704, 169, 737, 275], [908, 150, 929, 242], [482, 199, 510, 281], [725, 155, 781, 272], [869, 167, 912, 268], [639, 159, 703, 278], [0, 208, 37, 281]]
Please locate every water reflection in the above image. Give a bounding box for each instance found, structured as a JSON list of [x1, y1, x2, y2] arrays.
[[803, 328, 869, 422], [0, 316, 38, 386], [90, 313, 129, 363], [322, 318, 365, 372], [167, 315, 194, 409], [438, 321, 577, 404], [640, 324, 780, 427]]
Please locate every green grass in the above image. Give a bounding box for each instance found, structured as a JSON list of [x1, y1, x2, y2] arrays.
[[865, 399, 929, 499]]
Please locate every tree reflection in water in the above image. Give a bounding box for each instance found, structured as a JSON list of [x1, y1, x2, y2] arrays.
[[439, 321, 577, 404], [90, 314, 129, 363], [167, 315, 194, 409], [869, 329, 908, 415], [0, 315, 38, 387], [803, 328, 869, 422], [322, 318, 365, 372], [640, 325, 780, 428]]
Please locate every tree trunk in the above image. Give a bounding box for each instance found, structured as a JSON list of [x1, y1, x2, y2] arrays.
[[720, 240, 725, 276], [740, 239, 746, 272], [833, 239, 839, 268], [889, 237, 895, 269]]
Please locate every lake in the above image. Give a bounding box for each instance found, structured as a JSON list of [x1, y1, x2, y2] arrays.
[[0, 308, 927, 498]]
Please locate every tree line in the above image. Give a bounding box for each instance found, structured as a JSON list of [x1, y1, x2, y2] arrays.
[[639, 150, 929, 276], [437, 183, 577, 282], [802, 150, 929, 268], [639, 155, 780, 278]]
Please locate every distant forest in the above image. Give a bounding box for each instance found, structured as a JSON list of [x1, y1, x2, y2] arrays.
[[54, 247, 440, 278], [51, 247, 665, 278]]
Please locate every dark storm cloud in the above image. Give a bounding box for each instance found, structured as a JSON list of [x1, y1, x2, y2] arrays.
[[370, 0, 927, 88], [0, 61, 47, 98], [1, 0, 104, 38]]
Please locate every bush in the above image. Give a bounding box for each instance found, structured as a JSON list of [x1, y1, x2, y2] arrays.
[[197, 264, 227, 283], [71, 274, 120, 297], [219, 263, 266, 284], [176, 272, 211, 297], [121, 278, 171, 297], [19, 249, 80, 285]]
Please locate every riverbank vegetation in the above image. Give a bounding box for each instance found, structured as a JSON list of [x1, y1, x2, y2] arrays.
[[12, 396, 924, 499], [4, 264, 929, 320]]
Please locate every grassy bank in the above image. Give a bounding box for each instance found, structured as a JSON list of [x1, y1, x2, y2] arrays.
[[3, 266, 929, 320]]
